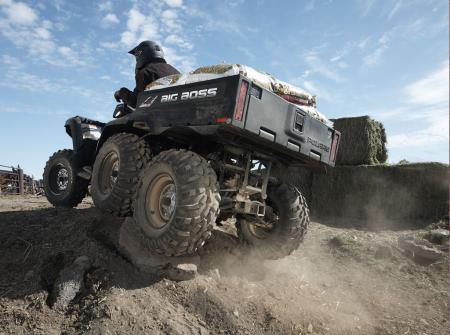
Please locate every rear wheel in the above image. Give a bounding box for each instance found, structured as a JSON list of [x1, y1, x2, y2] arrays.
[[91, 133, 151, 216], [43, 149, 88, 207], [133, 149, 221, 256], [237, 183, 309, 259]]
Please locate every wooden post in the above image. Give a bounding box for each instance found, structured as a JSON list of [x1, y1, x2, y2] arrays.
[[18, 166, 24, 195], [31, 176, 36, 195]]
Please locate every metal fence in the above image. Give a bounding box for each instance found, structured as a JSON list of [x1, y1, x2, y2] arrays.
[[0, 165, 40, 195]]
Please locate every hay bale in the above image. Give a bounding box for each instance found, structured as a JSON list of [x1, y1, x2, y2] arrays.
[[192, 64, 234, 74], [332, 116, 387, 165], [310, 163, 448, 227]]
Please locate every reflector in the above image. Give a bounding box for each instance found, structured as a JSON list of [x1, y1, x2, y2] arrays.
[[235, 81, 249, 121]]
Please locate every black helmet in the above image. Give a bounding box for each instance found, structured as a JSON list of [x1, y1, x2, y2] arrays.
[[128, 41, 164, 69]]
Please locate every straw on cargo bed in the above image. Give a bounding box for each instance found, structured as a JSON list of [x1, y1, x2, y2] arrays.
[[145, 63, 332, 127]]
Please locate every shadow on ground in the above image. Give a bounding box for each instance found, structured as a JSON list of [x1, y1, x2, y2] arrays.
[[0, 207, 163, 301], [0, 206, 260, 302]]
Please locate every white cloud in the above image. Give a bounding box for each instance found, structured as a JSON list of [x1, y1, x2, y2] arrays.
[[357, 36, 371, 50], [102, 13, 119, 25], [378, 32, 390, 45], [384, 63, 449, 150], [330, 54, 343, 63], [1, 54, 23, 70], [118, 3, 196, 73], [330, 46, 350, 63], [236, 45, 255, 60], [164, 0, 183, 8], [100, 41, 120, 50], [0, 0, 37, 25], [302, 80, 332, 101], [388, 0, 402, 19], [165, 34, 192, 49], [359, 0, 376, 17], [127, 8, 146, 32], [160, 9, 182, 32], [362, 32, 390, 68], [303, 51, 345, 83], [357, 0, 404, 19], [184, 3, 242, 36], [163, 46, 195, 73], [57, 46, 86, 66], [0, 63, 109, 111], [362, 46, 387, 67], [34, 26, 51, 39], [0, 0, 88, 67], [404, 65, 448, 106], [98, 1, 113, 12], [388, 117, 447, 149], [121, 8, 159, 46], [162, 9, 177, 20], [0, 68, 58, 92]]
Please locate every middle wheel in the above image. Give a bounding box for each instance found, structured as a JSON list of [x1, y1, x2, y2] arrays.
[[133, 149, 221, 256], [91, 132, 151, 216]]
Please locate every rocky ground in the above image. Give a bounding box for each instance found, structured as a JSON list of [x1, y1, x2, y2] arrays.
[[0, 195, 448, 335]]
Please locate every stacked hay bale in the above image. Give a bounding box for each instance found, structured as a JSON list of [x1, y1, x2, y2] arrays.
[[332, 116, 387, 165], [311, 163, 448, 227]]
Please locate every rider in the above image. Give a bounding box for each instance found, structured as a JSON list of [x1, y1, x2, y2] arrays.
[[114, 41, 180, 108]]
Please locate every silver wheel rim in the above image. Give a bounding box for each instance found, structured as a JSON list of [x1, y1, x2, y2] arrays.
[[159, 183, 176, 221], [145, 173, 177, 229], [56, 168, 69, 191], [99, 152, 119, 194]]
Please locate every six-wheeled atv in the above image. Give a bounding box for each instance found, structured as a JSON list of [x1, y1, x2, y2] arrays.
[[43, 66, 340, 258]]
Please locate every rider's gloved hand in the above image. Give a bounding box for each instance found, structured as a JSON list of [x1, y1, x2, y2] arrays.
[[114, 87, 132, 103]]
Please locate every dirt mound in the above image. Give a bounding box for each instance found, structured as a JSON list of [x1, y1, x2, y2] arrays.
[[0, 195, 448, 334]]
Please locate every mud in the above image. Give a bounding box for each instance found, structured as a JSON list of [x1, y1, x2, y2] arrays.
[[0, 195, 448, 334]]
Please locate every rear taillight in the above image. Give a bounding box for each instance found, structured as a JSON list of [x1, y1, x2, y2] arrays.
[[330, 131, 340, 162], [215, 117, 229, 123], [235, 80, 249, 122]]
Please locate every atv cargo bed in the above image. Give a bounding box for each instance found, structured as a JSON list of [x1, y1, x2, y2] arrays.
[[125, 74, 339, 167]]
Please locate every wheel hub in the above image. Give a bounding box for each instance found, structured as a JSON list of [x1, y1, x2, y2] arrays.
[[110, 160, 119, 185], [99, 152, 119, 194], [159, 183, 176, 221], [145, 173, 177, 229], [56, 168, 69, 191]]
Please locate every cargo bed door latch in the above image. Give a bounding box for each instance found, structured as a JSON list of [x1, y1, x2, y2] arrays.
[[294, 111, 305, 133]]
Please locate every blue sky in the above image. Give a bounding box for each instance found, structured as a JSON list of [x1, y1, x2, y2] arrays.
[[0, 0, 448, 178]]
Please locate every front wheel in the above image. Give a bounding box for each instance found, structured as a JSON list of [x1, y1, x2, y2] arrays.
[[43, 149, 88, 207], [237, 183, 309, 259], [133, 149, 221, 256]]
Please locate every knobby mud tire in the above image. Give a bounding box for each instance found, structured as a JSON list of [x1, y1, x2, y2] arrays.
[[43, 149, 88, 208], [132, 149, 221, 256], [91, 133, 151, 217], [237, 183, 310, 259]]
